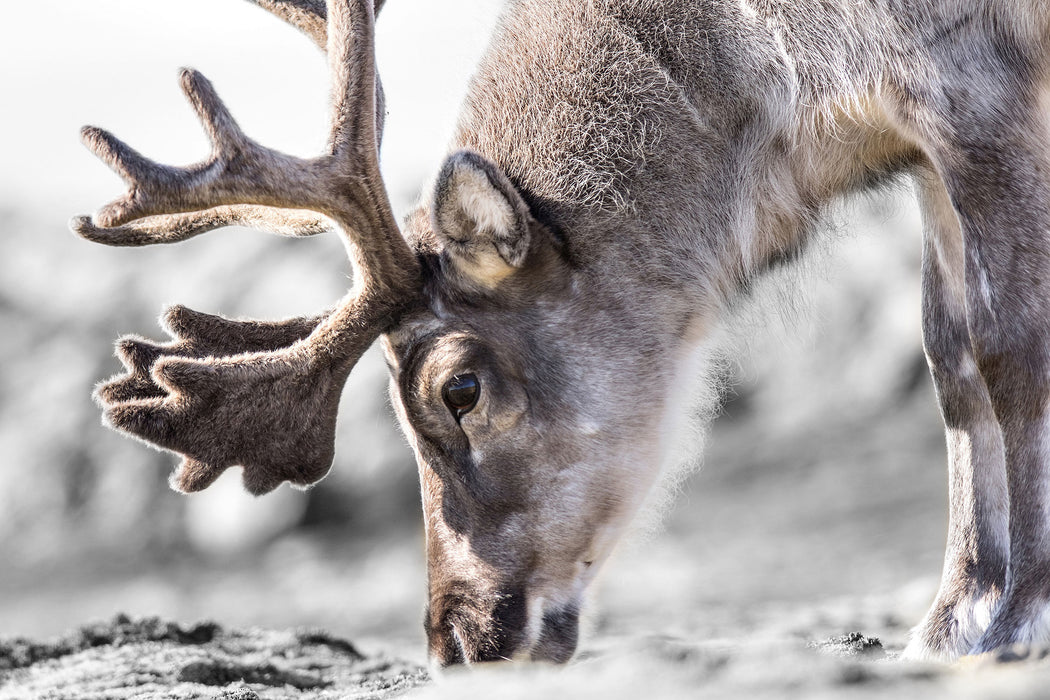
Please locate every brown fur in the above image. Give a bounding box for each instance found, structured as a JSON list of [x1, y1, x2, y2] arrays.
[[73, 0, 1050, 666], [73, 0, 421, 496]]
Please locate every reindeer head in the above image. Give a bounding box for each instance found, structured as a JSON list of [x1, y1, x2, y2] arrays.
[[73, 0, 687, 666], [377, 150, 685, 664]]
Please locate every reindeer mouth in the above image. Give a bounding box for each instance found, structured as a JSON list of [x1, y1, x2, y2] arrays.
[[427, 586, 526, 666], [427, 588, 581, 667]]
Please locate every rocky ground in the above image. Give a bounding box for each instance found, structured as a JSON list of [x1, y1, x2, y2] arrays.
[[0, 615, 426, 699], [7, 612, 1050, 699]]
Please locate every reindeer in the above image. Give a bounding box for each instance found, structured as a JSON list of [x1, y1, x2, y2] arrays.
[[71, 0, 1050, 666]]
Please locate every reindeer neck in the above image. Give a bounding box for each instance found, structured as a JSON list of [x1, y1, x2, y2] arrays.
[[452, 0, 922, 312]]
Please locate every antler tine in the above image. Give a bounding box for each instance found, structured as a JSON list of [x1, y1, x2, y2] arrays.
[[71, 207, 330, 246], [313, 0, 418, 305], [79, 68, 332, 230], [246, 0, 328, 48], [244, 0, 390, 159], [96, 305, 327, 405], [326, 0, 379, 161], [245, 0, 387, 49], [180, 68, 249, 160]]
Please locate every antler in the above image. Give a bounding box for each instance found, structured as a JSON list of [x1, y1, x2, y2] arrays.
[[74, 0, 421, 495], [70, 0, 387, 247], [245, 1, 388, 48], [247, 0, 329, 47]]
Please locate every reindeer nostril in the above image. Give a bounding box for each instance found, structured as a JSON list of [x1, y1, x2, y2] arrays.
[[532, 605, 581, 663]]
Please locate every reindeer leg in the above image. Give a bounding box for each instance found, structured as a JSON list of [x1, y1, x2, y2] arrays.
[[904, 170, 1009, 661], [916, 53, 1050, 653], [961, 180, 1050, 651]]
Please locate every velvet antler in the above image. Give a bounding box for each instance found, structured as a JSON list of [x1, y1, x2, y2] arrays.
[[73, 0, 420, 495]]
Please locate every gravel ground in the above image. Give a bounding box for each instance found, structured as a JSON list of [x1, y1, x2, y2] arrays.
[[0, 615, 427, 700], [6, 613, 1050, 699]]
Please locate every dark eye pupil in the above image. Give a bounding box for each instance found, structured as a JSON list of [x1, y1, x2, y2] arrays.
[[443, 374, 480, 416]]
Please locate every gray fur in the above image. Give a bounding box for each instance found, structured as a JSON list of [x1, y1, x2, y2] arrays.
[[73, 0, 1050, 667]]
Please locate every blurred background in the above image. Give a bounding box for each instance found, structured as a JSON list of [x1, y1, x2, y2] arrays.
[[0, 0, 949, 663]]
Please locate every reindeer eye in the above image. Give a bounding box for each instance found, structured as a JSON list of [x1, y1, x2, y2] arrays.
[[442, 374, 480, 418]]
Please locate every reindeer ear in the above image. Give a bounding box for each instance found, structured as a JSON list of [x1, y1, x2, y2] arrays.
[[432, 150, 533, 286]]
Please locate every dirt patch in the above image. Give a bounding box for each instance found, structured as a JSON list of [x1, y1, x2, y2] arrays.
[[0, 614, 427, 699], [10, 614, 1050, 699]]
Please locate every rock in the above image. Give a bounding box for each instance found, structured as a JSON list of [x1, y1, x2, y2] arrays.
[[0, 614, 427, 700]]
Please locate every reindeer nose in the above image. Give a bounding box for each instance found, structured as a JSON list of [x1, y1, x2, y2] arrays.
[[426, 586, 582, 666], [426, 586, 529, 666], [530, 604, 581, 663]]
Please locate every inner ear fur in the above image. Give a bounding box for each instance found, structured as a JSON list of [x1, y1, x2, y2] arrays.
[[432, 150, 535, 286]]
